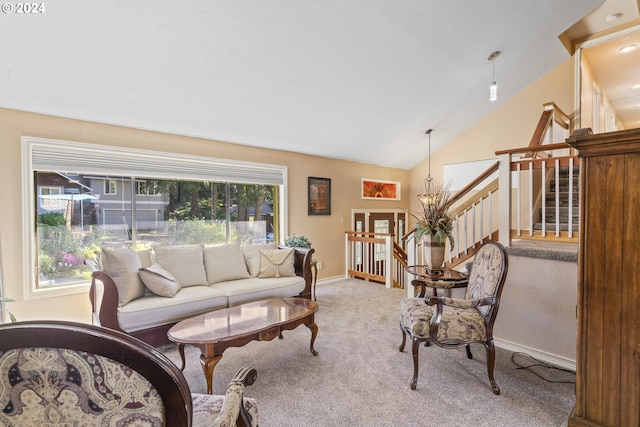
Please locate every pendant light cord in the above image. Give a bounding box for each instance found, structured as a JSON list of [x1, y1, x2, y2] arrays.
[[426, 129, 433, 181]]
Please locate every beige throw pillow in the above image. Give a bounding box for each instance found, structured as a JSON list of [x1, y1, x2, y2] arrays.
[[101, 248, 146, 307], [258, 248, 296, 278], [204, 243, 250, 284], [139, 263, 180, 297], [242, 243, 278, 277], [154, 245, 207, 287]]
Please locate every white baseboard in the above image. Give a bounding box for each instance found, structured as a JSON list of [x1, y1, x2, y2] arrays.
[[494, 337, 576, 372], [316, 276, 353, 284]]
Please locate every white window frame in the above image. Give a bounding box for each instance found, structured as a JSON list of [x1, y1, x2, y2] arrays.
[[22, 136, 288, 300], [104, 180, 117, 195], [135, 180, 159, 195], [39, 186, 63, 196]]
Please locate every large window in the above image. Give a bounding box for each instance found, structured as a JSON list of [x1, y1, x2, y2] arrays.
[[23, 137, 287, 298]]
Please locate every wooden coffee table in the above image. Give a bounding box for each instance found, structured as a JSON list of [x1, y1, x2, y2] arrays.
[[167, 297, 319, 394]]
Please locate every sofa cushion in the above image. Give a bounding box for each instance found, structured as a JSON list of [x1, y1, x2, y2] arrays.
[[258, 248, 296, 278], [100, 248, 153, 271], [241, 243, 278, 277], [211, 276, 305, 307], [101, 248, 153, 306], [204, 243, 250, 284], [118, 286, 228, 332], [155, 245, 207, 287], [139, 263, 180, 297]]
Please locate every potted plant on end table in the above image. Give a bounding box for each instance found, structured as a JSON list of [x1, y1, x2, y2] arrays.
[[410, 180, 455, 273], [284, 234, 318, 301]]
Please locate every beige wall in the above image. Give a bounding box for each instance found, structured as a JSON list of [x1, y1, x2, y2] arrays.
[[580, 55, 623, 132], [495, 255, 577, 364], [0, 108, 409, 322]]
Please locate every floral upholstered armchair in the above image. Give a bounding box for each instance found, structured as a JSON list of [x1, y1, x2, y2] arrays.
[[0, 321, 258, 426], [399, 240, 508, 394]]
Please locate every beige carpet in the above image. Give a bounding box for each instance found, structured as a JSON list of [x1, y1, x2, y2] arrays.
[[162, 278, 576, 426]]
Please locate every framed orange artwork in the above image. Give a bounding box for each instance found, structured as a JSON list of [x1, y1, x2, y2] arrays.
[[361, 178, 401, 200]]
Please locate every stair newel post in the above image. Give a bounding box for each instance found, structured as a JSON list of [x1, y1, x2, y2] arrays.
[[497, 152, 512, 247], [568, 157, 574, 239], [541, 159, 546, 237], [555, 158, 560, 237]]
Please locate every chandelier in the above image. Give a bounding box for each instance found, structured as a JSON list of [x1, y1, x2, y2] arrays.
[[417, 129, 441, 205]]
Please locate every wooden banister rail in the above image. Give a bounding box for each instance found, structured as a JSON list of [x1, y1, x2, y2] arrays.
[[402, 161, 500, 242], [508, 155, 576, 171], [545, 102, 571, 128], [495, 142, 571, 156], [527, 109, 554, 150], [345, 231, 396, 288], [525, 102, 571, 157], [449, 178, 499, 218], [449, 161, 499, 206]]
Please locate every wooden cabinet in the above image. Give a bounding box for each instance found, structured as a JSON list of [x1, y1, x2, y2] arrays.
[[566, 128, 640, 427]]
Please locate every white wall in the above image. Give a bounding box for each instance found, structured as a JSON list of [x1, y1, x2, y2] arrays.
[[494, 255, 577, 369]]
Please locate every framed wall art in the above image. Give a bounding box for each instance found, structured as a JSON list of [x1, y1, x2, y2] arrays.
[[361, 178, 401, 200], [308, 177, 331, 215]]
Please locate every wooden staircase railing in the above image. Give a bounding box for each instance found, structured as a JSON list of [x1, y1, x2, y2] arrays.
[[404, 103, 576, 272], [349, 102, 578, 293], [496, 144, 578, 242]]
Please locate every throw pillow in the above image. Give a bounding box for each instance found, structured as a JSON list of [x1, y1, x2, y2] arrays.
[[242, 243, 278, 277], [100, 247, 145, 307], [100, 249, 153, 271], [139, 263, 180, 297], [154, 245, 207, 287], [204, 242, 250, 284], [258, 247, 296, 278]]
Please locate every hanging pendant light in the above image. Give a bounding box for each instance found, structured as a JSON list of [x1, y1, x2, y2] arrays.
[[487, 50, 501, 102], [418, 129, 441, 205]]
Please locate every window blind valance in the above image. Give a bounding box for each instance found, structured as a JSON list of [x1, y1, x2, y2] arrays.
[[25, 136, 286, 185]]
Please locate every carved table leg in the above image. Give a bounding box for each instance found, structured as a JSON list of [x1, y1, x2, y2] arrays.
[[200, 353, 223, 394], [307, 322, 319, 356], [177, 343, 186, 371]]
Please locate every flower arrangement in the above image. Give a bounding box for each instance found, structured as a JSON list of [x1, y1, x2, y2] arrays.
[[284, 234, 312, 248], [410, 180, 455, 247]]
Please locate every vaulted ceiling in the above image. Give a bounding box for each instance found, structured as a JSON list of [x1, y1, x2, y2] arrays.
[[3, 0, 636, 169]]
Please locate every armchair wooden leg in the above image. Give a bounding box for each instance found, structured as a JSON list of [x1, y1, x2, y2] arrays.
[[410, 337, 421, 390], [399, 324, 407, 352], [485, 340, 500, 395], [465, 344, 473, 359]]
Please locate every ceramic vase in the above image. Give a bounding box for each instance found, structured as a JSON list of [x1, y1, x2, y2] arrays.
[[422, 234, 445, 273]]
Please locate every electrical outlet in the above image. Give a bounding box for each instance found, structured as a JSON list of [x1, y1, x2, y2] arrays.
[[316, 261, 323, 270]]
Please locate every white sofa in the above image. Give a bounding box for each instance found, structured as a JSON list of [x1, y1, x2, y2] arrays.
[[89, 242, 314, 347]]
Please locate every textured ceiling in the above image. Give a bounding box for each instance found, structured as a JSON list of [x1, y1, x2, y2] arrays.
[[1, 0, 608, 169]]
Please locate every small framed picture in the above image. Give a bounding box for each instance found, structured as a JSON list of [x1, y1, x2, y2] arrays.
[[361, 178, 401, 200], [308, 177, 331, 215]]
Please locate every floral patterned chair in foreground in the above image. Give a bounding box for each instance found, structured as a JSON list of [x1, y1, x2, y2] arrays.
[[0, 320, 258, 426], [399, 240, 509, 394]]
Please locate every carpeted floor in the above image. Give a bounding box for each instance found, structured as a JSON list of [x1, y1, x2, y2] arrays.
[[162, 278, 576, 427]]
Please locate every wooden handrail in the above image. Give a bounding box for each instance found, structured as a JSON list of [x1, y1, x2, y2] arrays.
[[509, 155, 576, 171], [495, 142, 570, 156], [449, 178, 499, 218], [526, 102, 572, 156], [527, 109, 554, 152], [449, 161, 499, 206], [345, 231, 394, 237], [401, 161, 499, 242], [543, 101, 571, 129]]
